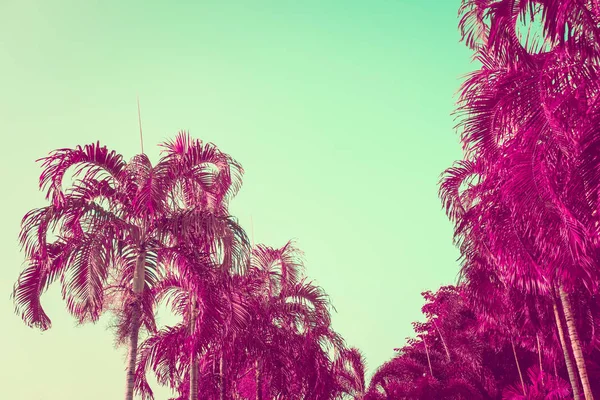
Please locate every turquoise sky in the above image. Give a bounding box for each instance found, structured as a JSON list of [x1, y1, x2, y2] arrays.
[[0, 1, 474, 398]]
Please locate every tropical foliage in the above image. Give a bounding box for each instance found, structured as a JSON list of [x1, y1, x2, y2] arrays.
[[14, 0, 600, 399]]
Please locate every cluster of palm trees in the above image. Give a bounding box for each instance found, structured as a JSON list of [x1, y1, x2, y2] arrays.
[[12, 132, 355, 399], [343, 0, 600, 398], [436, 0, 600, 398], [363, 286, 576, 399], [14, 0, 600, 399]]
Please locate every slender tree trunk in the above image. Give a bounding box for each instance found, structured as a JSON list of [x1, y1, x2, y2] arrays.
[[423, 336, 434, 378], [511, 336, 527, 397], [220, 353, 226, 400], [189, 354, 198, 400], [559, 286, 594, 400], [189, 295, 198, 400], [553, 297, 582, 400], [125, 251, 147, 400], [537, 333, 544, 387], [255, 359, 262, 400], [432, 318, 451, 362]]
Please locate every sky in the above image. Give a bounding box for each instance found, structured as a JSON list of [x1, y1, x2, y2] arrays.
[[0, 1, 474, 398]]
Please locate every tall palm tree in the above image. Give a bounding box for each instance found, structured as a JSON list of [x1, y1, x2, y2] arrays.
[[13, 132, 242, 400]]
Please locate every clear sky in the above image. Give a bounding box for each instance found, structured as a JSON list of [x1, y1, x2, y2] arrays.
[[0, 1, 474, 398]]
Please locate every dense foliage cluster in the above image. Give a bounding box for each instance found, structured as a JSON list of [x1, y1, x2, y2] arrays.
[[12, 132, 350, 399], [13, 0, 600, 399]]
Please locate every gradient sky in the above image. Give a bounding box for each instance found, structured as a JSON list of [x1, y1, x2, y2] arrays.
[[0, 1, 474, 398]]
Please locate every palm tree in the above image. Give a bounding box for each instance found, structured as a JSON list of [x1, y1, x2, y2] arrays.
[[334, 348, 368, 399], [231, 241, 341, 399], [13, 132, 243, 400], [133, 259, 249, 400]]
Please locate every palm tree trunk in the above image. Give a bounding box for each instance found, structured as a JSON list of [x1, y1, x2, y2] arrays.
[[219, 353, 226, 400], [559, 286, 594, 400], [255, 359, 262, 400], [423, 336, 434, 378], [536, 333, 544, 387], [124, 252, 146, 400], [189, 295, 198, 400], [432, 318, 451, 361], [189, 354, 198, 400], [511, 336, 527, 397], [553, 296, 582, 400]]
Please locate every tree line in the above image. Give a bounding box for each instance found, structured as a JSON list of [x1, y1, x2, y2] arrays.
[[14, 0, 600, 398]]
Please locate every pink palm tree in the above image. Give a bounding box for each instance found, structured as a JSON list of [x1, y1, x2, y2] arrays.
[[13, 132, 243, 400], [334, 348, 368, 399], [133, 261, 250, 400], [230, 241, 342, 399]]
